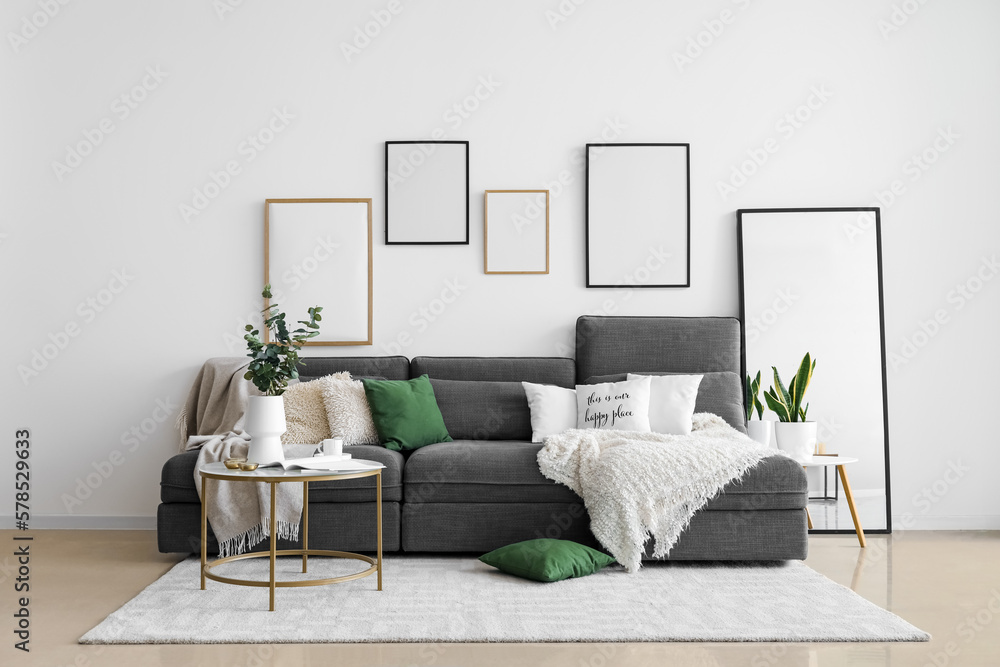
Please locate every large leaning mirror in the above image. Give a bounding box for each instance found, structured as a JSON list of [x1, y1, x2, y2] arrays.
[[738, 207, 891, 534]]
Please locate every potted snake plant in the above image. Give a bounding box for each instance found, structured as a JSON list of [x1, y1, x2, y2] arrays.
[[745, 371, 772, 446], [763, 352, 816, 461], [242, 284, 322, 463]]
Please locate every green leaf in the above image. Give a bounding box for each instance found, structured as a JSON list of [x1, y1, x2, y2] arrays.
[[790, 353, 813, 416], [772, 367, 791, 409], [243, 284, 324, 395], [763, 386, 792, 422], [745, 377, 753, 422]]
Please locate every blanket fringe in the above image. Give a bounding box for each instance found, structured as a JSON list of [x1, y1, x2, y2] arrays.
[[217, 520, 302, 559]]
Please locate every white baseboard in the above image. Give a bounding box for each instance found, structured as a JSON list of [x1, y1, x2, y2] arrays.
[[1, 515, 156, 530], [893, 515, 1000, 531]]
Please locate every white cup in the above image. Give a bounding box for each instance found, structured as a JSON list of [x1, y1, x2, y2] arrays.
[[322, 437, 344, 457]]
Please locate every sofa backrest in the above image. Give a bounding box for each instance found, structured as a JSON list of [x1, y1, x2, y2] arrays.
[[575, 316, 742, 382], [410, 356, 575, 387], [411, 356, 574, 441], [295, 356, 410, 381], [429, 378, 533, 441]]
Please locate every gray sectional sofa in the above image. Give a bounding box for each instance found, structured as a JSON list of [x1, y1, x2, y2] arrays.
[[158, 316, 808, 560]]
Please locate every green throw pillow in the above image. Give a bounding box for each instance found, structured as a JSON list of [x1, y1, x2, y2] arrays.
[[479, 539, 616, 582], [361, 375, 452, 451]]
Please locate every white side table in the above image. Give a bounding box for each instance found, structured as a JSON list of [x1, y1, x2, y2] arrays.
[[800, 455, 865, 547]]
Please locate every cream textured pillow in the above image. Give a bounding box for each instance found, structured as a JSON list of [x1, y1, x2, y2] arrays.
[[319, 375, 380, 446], [280, 376, 338, 445]]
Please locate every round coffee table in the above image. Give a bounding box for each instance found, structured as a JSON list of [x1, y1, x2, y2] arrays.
[[198, 461, 384, 611], [800, 455, 865, 547]]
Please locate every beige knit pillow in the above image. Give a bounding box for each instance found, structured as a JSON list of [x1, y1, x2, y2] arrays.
[[319, 375, 380, 446], [279, 372, 350, 444]]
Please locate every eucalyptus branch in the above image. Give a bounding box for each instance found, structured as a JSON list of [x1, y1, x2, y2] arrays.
[[243, 284, 323, 396]]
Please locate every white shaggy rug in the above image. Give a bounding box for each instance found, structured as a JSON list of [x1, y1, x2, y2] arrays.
[[81, 555, 928, 644]]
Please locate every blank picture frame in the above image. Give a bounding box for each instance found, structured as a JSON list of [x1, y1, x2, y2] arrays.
[[484, 190, 549, 274], [264, 198, 373, 345], [586, 143, 690, 288], [385, 141, 469, 244]]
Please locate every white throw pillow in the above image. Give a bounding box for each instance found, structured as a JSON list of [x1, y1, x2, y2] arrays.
[[280, 378, 334, 445], [318, 374, 380, 446], [628, 373, 703, 435], [576, 376, 652, 432], [521, 382, 578, 443]]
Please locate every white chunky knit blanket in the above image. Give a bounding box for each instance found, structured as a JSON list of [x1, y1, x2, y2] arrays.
[[537, 413, 778, 573]]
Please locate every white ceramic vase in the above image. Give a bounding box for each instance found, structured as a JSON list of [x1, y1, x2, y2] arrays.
[[747, 420, 774, 447], [245, 395, 286, 464], [774, 421, 817, 462]]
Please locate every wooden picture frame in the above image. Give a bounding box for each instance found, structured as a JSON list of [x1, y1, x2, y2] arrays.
[[484, 190, 549, 274], [264, 198, 373, 345], [585, 143, 690, 288], [385, 141, 469, 245]]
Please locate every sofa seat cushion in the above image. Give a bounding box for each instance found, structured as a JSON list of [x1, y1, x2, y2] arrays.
[[403, 440, 581, 504], [404, 444, 805, 510], [160, 445, 404, 503], [703, 455, 807, 511]]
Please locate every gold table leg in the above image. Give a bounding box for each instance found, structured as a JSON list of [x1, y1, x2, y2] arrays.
[[200, 475, 207, 590], [269, 481, 277, 611], [302, 481, 309, 574], [837, 465, 866, 548], [806, 507, 813, 530], [376, 470, 382, 592]]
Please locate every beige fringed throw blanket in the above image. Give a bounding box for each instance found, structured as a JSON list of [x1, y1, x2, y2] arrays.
[[537, 413, 778, 573], [178, 357, 305, 558]]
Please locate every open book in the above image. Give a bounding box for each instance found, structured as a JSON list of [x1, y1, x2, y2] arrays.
[[259, 454, 384, 472]]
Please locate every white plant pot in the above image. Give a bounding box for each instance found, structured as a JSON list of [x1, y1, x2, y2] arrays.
[[747, 420, 774, 447], [774, 421, 817, 462], [245, 395, 286, 464]]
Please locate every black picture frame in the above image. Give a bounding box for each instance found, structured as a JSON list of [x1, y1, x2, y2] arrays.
[[585, 143, 691, 288], [384, 140, 469, 245], [737, 206, 892, 536]]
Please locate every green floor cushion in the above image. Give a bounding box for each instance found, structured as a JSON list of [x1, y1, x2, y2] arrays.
[[479, 539, 616, 582]]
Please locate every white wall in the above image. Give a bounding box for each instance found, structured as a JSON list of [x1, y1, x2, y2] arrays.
[[3, 0, 997, 530]]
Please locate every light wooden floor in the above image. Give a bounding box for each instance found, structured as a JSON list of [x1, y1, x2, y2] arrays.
[[1, 530, 998, 666]]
